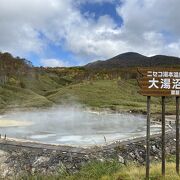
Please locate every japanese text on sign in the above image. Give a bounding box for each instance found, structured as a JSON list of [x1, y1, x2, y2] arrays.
[[137, 68, 180, 96], [148, 71, 180, 95]]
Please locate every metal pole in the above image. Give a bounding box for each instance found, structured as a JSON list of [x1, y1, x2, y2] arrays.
[[162, 96, 166, 176], [146, 96, 151, 179], [176, 96, 180, 174]]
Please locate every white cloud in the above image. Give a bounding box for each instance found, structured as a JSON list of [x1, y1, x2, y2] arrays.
[[116, 0, 180, 57], [0, 0, 122, 61], [0, 0, 180, 65], [0, 0, 72, 56], [41, 58, 69, 67]]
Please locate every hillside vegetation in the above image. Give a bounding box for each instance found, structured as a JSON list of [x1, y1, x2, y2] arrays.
[[46, 79, 174, 113], [20, 159, 180, 180], [0, 52, 178, 114]]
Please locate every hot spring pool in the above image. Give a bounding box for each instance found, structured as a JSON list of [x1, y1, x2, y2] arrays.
[[0, 106, 161, 146]]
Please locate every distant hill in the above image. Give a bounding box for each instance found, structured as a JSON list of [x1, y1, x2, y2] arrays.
[[84, 52, 180, 69]]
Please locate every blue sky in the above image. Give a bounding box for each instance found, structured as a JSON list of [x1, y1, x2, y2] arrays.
[[0, 0, 180, 67], [80, 1, 123, 27]]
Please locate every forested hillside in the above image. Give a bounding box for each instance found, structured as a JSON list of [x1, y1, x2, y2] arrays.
[[0, 52, 177, 113]]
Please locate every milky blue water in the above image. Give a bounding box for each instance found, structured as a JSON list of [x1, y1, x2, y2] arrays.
[[0, 107, 161, 146]]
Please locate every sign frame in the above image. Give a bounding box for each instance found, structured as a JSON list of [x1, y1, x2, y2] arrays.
[[137, 68, 180, 179]]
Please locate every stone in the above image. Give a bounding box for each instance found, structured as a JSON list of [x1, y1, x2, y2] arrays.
[[33, 156, 50, 166], [0, 150, 8, 157], [129, 152, 135, 159], [98, 158, 105, 162], [152, 145, 156, 152], [118, 155, 125, 164]]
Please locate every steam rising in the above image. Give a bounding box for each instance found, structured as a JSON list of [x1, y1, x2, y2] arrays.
[[0, 105, 161, 146]]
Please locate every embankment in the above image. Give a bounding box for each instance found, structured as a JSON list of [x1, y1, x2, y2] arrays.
[[0, 129, 176, 179]]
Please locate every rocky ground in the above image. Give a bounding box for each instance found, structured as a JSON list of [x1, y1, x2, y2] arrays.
[[0, 128, 177, 179]]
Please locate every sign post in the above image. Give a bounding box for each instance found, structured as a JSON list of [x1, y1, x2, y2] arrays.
[[146, 96, 151, 179], [162, 96, 165, 176], [137, 68, 180, 178], [176, 96, 179, 174]]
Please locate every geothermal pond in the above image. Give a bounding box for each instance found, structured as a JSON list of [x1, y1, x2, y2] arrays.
[[0, 107, 161, 146]]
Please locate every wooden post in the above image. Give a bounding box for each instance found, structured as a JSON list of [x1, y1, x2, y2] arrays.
[[162, 96, 166, 176], [146, 96, 151, 179], [176, 96, 180, 174]]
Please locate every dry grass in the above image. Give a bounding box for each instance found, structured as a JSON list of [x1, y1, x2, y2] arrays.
[[103, 162, 180, 180]]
